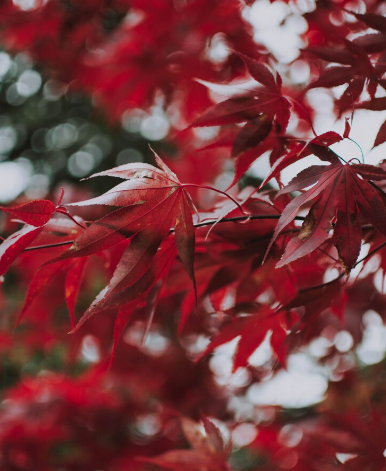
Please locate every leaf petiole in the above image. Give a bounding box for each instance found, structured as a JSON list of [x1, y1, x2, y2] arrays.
[[347, 137, 365, 163]]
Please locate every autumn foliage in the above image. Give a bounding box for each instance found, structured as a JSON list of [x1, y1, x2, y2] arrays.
[[2, 0, 386, 470]]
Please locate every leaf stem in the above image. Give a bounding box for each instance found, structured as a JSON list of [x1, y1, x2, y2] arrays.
[[57, 187, 65, 206], [191, 214, 305, 229], [296, 237, 386, 294], [298, 272, 345, 293], [355, 240, 386, 266], [348, 137, 365, 163], [23, 240, 74, 251], [56, 207, 87, 229]]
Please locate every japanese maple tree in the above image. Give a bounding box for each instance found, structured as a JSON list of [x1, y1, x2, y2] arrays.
[[1, 0, 386, 470]]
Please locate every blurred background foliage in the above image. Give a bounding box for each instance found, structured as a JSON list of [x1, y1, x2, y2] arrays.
[[0, 51, 172, 203]]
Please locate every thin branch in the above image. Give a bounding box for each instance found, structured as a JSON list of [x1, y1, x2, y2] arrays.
[[23, 240, 74, 251], [22, 214, 306, 252], [298, 272, 345, 294], [355, 240, 386, 266], [297, 237, 386, 294], [20, 215, 384, 265], [191, 214, 305, 229]]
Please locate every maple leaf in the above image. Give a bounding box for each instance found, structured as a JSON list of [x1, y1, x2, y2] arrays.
[[10, 216, 87, 328], [306, 39, 380, 110], [0, 192, 86, 279], [267, 160, 386, 272], [199, 305, 287, 371], [0, 224, 43, 277], [348, 10, 386, 54], [358, 97, 386, 148], [325, 408, 386, 470], [191, 54, 291, 184], [279, 277, 347, 340], [15, 257, 88, 329], [50, 152, 196, 330], [0, 190, 82, 227], [0, 199, 57, 227], [106, 237, 177, 365], [259, 132, 343, 189]]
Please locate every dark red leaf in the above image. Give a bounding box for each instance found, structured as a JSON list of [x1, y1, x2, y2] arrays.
[[338, 78, 365, 116], [309, 66, 356, 89], [15, 260, 69, 328], [109, 303, 136, 367], [269, 162, 386, 270], [238, 53, 278, 90], [353, 33, 386, 53], [332, 175, 361, 273], [231, 116, 272, 158], [65, 258, 88, 329], [350, 11, 386, 33], [189, 97, 261, 128], [174, 191, 196, 296], [277, 176, 338, 267], [343, 118, 351, 138], [0, 225, 42, 277], [305, 46, 356, 65], [374, 118, 386, 148], [350, 163, 386, 180], [359, 97, 386, 111], [0, 200, 56, 227], [198, 306, 286, 371]]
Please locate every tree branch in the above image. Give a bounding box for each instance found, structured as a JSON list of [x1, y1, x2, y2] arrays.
[[22, 214, 306, 252], [297, 237, 386, 293], [23, 240, 74, 251]]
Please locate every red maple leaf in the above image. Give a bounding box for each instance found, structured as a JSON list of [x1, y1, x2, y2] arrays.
[[48, 152, 197, 331], [198, 304, 287, 371], [0, 192, 79, 277], [267, 160, 386, 272], [191, 54, 291, 185]]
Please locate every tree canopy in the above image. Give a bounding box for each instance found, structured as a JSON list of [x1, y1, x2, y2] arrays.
[[1, 0, 386, 470]]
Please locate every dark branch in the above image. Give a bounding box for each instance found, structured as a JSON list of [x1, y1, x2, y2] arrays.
[[23, 240, 74, 251], [22, 214, 306, 252]]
